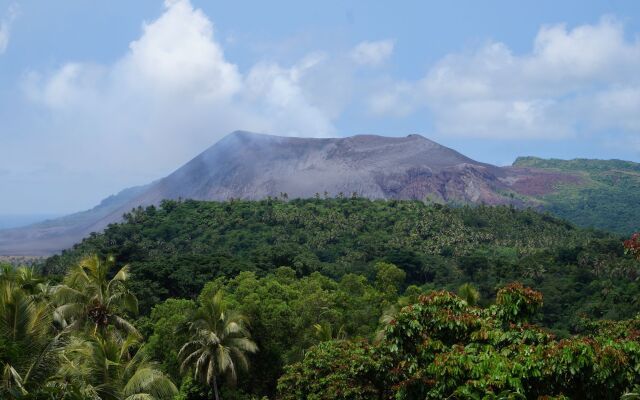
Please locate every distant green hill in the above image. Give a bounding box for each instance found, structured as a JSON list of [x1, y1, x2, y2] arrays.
[[514, 157, 640, 235], [45, 198, 638, 335]]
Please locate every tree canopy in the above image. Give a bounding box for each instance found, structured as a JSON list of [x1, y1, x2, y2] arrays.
[[46, 199, 638, 334], [5, 199, 638, 399]]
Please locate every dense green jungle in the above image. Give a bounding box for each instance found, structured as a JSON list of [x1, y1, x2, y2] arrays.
[[3, 198, 640, 399]]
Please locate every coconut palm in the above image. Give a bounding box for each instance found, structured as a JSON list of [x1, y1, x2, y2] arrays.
[[374, 291, 421, 344], [0, 265, 42, 292], [0, 263, 15, 283], [313, 321, 347, 342], [54, 255, 139, 338], [178, 291, 258, 400], [0, 271, 66, 397], [57, 334, 177, 400], [458, 283, 480, 306], [374, 304, 400, 344]]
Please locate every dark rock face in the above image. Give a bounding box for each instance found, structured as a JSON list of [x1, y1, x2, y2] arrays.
[[0, 131, 576, 255]]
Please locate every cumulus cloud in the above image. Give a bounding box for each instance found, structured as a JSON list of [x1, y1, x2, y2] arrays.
[[25, 0, 336, 181], [245, 53, 336, 135], [0, 25, 7, 54], [350, 39, 395, 66], [366, 81, 416, 117], [119, 0, 242, 100], [369, 17, 640, 139], [0, 3, 18, 55]]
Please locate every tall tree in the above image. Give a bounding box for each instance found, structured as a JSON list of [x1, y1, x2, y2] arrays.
[[179, 291, 258, 400], [54, 255, 139, 338], [58, 334, 177, 400], [374, 262, 406, 300], [0, 266, 65, 398], [457, 283, 480, 306]]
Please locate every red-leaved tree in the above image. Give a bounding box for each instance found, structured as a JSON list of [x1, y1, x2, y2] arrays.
[[624, 233, 640, 260]]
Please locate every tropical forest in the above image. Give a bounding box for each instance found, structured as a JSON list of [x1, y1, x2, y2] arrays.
[[3, 198, 640, 399]]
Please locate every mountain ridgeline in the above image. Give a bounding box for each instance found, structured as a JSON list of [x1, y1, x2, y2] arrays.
[[1, 131, 638, 255]]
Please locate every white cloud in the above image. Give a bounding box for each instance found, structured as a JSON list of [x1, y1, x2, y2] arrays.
[[245, 53, 336, 136], [367, 81, 417, 117], [120, 0, 242, 100], [0, 3, 18, 55], [350, 39, 394, 66], [370, 17, 640, 139], [588, 86, 640, 132], [25, 0, 336, 182], [0, 25, 7, 54]]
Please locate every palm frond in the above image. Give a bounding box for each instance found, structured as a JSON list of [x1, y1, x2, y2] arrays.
[[111, 315, 141, 339], [54, 285, 87, 305], [123, 367, 177, 399], [112, 264, 131, 282]]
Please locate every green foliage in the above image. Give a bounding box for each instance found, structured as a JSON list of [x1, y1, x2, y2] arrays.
[[374, 261, 406, 299], [42, 199, 639, 334], [495, 282, 544, 323], [179, 268, 388, 396], [458, 282, 480, 306], [513, 157, 640, 234], [20, 199, 640, 398], [279, 287, 640, 399], [57, 334, 178, 400], [178, 291, 258, 400], [277, 340, 385, 400], [0, 265, 63, 398], [0, 259, 178, 400], [5, 242, 640, 399], [54, 255, 140, 338], [141, 298, 197, 381]]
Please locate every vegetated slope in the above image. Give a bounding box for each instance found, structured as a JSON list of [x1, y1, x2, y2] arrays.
[[514, 157, 640, 235], [45, 198, 637, 334], [0, 131, 576, 256], [0, 184, 150, 256]]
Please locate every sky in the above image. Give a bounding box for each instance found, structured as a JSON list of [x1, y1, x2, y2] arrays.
[[1, 0, 640, 216]]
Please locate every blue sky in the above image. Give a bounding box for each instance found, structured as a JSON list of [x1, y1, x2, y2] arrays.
[[1, 0, 640, 215]]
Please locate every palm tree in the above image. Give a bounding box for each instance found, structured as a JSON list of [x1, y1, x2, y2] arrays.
[[57, 334, 177, 400], [313, 321, 347, 342], [458, 283, 480, 306], [522, 263, 547, 281], [374, 290, 422, 344], [0, 270, 66, 397], [374, 304, 399, 343], [54, 255, 139, 338], [178, 291, 258, 400]]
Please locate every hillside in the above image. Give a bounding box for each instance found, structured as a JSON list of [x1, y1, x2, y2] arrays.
[[0, 131, 581, 255], [46, 198, 638, 334], [2, 132, 638, 256], [514, 157, 640, 234], [0, 184, 150, 255]]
